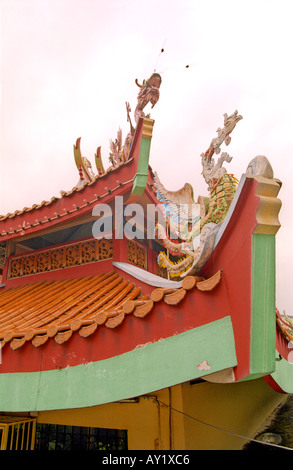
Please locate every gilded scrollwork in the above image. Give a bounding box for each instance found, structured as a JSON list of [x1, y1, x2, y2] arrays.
[[80, 240, 97, 264], [66, 244, 80, 267], [22, 254, 36, 276], [0, 242, 8, 268], [36, 251, 51, 272], [51, 248, 65, 271], [8, 238, 113, 279], [99, 239, 113, 260], [9, 258, 23, 278], [127, 239, 147, 270]]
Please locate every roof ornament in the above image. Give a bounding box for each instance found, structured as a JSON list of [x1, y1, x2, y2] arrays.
[[109, 127, 124, 167], [73, 72, 162, 181], [113, 72, 162, 163], [201, 110, 243, 191], [73, 137, 96, 186], [155, 111, 242, 278], [134, 72, 162, 125]]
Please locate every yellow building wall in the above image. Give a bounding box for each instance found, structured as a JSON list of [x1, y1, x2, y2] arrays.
[[36, 378, 286, 450], [178, 378, 286, 450]]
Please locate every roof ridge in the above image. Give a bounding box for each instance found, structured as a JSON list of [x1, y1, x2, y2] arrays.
[[0, 158, 134, 224]]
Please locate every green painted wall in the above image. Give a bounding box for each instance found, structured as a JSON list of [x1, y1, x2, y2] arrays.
[[271, 350, 293, 393], [130, 136, 151, 197], [0, 317, 236, 412], [250, 233, 276, 376]]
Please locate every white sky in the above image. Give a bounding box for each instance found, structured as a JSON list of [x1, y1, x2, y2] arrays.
[[0, 0, 292, 314]]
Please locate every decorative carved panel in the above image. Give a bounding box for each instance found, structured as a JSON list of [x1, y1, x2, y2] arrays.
[[127, 239, 147, 270], [80, 239, 96, 264], [22, 254, 36, 276], [0, 242, 8, 268], [157, 263, 168, 279], [99, 239, 113, 260], [9, 258, 23, 278], [66, 243, 80, 267], [36, 251, 51, 273], [51, 248, 65, 271], [8, 238, 113, 279]]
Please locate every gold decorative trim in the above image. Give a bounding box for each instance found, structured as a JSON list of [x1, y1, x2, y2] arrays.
[[127, 239, 147, 270], [142, 118, 155, 139], [249, 175, 282, 235], [8, 238, 113, 279], [0, 242, 8, 268]]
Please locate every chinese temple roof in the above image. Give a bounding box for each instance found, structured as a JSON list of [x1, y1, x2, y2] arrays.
[[1, 70, 292, 403]]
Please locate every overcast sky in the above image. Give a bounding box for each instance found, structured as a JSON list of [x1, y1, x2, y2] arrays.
[[1, 0, 292, 314]]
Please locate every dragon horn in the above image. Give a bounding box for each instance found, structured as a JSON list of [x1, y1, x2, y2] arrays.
[[135, 78, 143, 88]]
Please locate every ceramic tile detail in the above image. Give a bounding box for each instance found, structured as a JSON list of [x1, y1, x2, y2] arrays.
[[0, 269, 222, 350]]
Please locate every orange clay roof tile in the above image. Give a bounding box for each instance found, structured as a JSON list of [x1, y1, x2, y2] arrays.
[[276, 308, 293, 343], [0, 270, 222, 350]]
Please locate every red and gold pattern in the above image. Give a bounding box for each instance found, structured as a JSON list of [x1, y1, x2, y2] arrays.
[[8, 238, 113, 279], [127, 239, 147, 270]]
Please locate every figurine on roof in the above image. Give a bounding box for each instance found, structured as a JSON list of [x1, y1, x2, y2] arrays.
[[73, 71, 162, 179], [112, 72, 162, 163], [109, 127, 124, 166], [134, 72, 162, 124]]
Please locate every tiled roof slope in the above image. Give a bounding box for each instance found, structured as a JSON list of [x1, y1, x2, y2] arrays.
[[0, 269, 222, 351], [0, 163, 135, 243], [0, 160, 134, 223]]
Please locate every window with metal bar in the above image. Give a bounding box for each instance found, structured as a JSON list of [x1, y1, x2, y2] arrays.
[[35, 424, 128, 450]]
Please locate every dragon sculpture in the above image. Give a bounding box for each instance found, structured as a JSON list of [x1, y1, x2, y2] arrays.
[[155, 110, 242, 278], [110, 73, 162, 165]]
